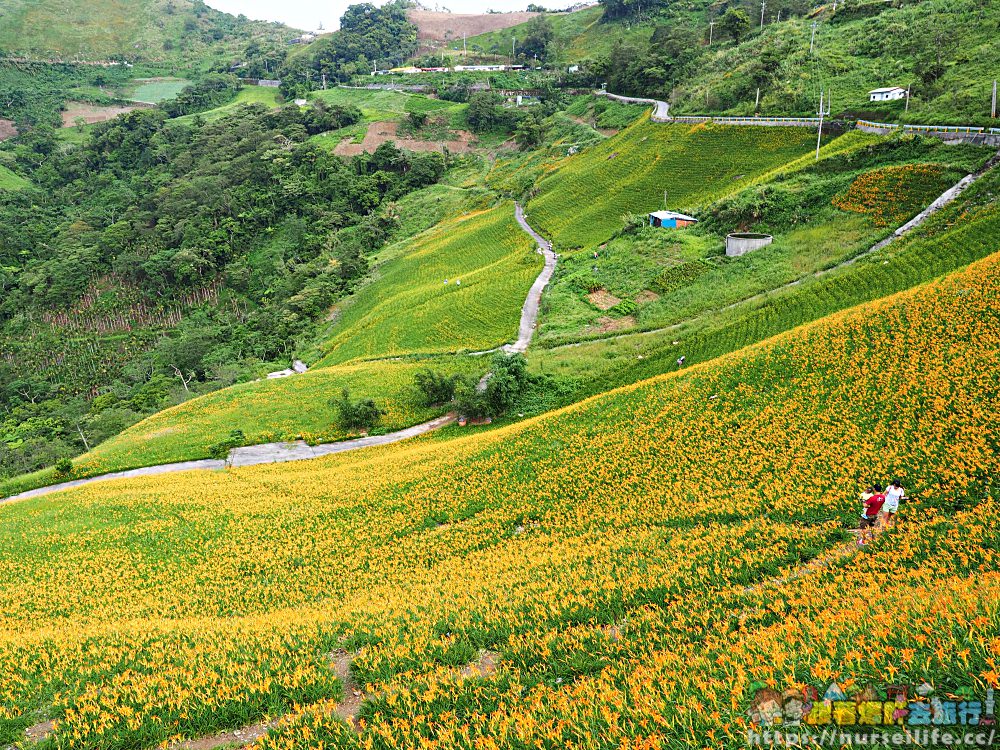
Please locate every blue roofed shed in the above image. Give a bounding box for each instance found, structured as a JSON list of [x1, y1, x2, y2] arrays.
[[649, 210, 698, 229]]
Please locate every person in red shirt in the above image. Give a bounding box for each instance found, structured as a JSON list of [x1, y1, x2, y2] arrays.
[[859, 484, 886, 544]]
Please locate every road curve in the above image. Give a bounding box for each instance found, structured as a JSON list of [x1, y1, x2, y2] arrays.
[[505, 203, 557, 354], [595, 90, 670, 122], [2, 206, 562, 505]]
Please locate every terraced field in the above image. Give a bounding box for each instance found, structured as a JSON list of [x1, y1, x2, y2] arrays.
[[317, 203, 540, 365], [2, 245, 998, 749], [526, 119, 821, 251]]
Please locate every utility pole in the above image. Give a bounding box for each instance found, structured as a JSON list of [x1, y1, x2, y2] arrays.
[[463, 33, 467, 58], [322, 73, 327, 90], [663, 190, 668, 210], [760, 0, 766, 29], [709, 19, 715, 45], [810, 21, 818, 55], [512, 36, 516, 67], [993, 79, 998, 118], [755, 87, 761, 113], [905, 83, 911, 112], [816, 88, 830, 161]]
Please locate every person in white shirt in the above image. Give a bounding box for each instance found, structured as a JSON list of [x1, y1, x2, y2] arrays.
[[881, 480, 904, 528]]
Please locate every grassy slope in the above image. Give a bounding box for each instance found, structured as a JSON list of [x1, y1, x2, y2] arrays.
[[532, 159, 1000, 402], [0, 164, 29, 190], [0, 357, 483, 498], [535, 129, 990, 344], [0, 0, 295, 65], [169, 86, 283, 125], [526, 117, 821, 251], [463, 6, 653, 63], [316, 202, 540, 366], [1, 244, 998, 748], [307, 88, 469, 149]]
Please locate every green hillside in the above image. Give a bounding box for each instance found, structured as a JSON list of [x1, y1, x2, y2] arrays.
[[0, 0, 296, 63], [317, 203, 540, 366], [526, 117, 820, 251], [671, 0, 1000, 124], [462, 5, 654, 63], [0, 163, 28, 190], [532, 127, 991, 346]]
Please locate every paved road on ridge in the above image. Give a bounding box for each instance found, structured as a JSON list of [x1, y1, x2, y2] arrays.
[[1, 208, 558, 505]]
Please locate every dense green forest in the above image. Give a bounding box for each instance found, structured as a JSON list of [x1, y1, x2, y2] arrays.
[[276, 1, 418, 98], [0, 101, 448, 480]]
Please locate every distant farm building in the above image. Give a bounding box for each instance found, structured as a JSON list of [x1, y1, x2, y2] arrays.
[[649, 210, 698, 229], [869, 87, 907, 102]]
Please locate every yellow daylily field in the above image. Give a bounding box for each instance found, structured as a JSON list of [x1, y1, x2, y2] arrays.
[[2, 245, 999, 749]]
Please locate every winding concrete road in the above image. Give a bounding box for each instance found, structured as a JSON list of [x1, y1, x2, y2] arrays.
[[595, 91, 671, 122], [505, 203, 557, 354], [2, 206, 559, 505]]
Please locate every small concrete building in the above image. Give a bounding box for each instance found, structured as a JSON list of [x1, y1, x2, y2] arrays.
[[649, 210, 698, 229], [869, 87, 907, 102]]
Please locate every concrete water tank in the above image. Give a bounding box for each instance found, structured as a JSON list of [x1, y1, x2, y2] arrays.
[[726, 233, 773, 257]]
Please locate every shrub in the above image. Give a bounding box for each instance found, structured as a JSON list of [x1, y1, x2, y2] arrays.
[[331, 389, 385, 432], [208, 429, 246, 460], [483, 353, 529, 417], [54, 457, 73, 476], [414, 369, 460, 407]]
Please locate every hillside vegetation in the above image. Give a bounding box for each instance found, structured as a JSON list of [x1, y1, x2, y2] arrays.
[[526, 118, 820, 251], [0, 0, 294, 64], [317, 203, 540, 366], [1, 243, 998, 748], [533, 126, 992, 345]]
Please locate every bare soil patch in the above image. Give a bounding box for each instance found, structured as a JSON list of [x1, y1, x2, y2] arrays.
[[593, 315, 636, 333], [61, 102, 137, 127], [25, 719, 55, 742], [408, 9, 540, 41], [329, 649, 363, 728], [635, 289, 660, 304], [0, 119, 17, 141], [460, 650, 500, 678], [169, 721, 276, 750], [334, 121, 473, 156], [587, 288, 621, 311]]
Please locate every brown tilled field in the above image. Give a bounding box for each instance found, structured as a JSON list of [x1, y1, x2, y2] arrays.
[[61, 102, 138, 127], [407, 9, 541, 42], [334, 121, 474, 156]]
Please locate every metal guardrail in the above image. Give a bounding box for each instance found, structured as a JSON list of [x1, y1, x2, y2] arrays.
[[857, 119, 986, 134], [991, 128, 1000, 135], [670, 115, 822, 125]]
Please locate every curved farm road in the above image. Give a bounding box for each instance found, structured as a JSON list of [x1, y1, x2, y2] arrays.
[[595, 90, 670, 122], [2, 207, 558, 505], [505, 203, 557, 354]]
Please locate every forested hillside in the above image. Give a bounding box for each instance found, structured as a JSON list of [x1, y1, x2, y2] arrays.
[[0, 101, 448, 480], [465, 0, 1000, 124]]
